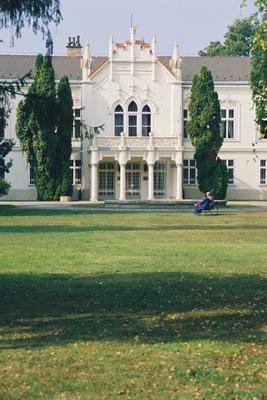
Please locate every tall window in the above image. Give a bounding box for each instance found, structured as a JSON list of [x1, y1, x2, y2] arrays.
[[0, 159, 5, 179], [126, 162, 140, 198], [0, 107, 5, 139], [154, 161, 166, 197], [70, 159, 81, 184], [128, 101, 138, 136], [183, 109, 189, 139], [221, 109, 235, 139], [142, 105, 151, 137], [114, 105, 124, 136], [259, 119, 267, 139], [225, 159, 234, 184], [98, 162, 115, 199], [29, 166, 35, 185], [260, 160, 267, 184], [183, 159, 196, 184], [73, 108, 81, 139]]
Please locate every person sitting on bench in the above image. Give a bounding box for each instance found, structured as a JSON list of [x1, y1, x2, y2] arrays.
[[193, 192, 213, 215]]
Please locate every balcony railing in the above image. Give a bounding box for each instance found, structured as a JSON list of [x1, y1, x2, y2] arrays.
[[91, 136, 178, 149]]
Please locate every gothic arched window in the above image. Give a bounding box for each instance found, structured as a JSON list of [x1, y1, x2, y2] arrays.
[[142, 105, 151, 137], [128, 101, 138, 136], [114, 105, 124, 136]]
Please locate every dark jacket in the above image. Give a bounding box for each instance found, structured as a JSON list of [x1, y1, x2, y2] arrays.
[[198, 197, 211, 210]]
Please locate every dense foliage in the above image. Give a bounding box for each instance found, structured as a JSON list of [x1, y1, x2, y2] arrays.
[[188, 66, 228, 199], [0, 0, 61, 54], [0, 136, 14, 196], [55, 76, 73, 198], [16, 55, 73, 200], [0, 0, 61, 196], [250, 1, 267, 137], [199, 17, 256, 56], [0, 74, 30, 196]]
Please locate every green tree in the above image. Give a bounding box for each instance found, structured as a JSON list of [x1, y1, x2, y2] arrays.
[[16, 56, 74, 200], [55, 76, 73, 198], [0, 0, 61, 196], [0, 0, 61, 54], [250, 1, 267, 137], [199, 41, 226, 57], [0, 136, 14, 197], [16, 55, 58, 200], [188, 66, 228, 199], [199, 17, 256, 56]]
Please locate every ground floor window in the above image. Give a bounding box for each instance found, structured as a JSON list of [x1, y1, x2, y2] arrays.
[[70, 159, 81, 184], [154, 161, 166, 198], [126, 162, 140, 199], [225, 159, 234, 184], [0, 159, 5, 179], [98, 162, 115, 199], [183, 159, 196, 184], [29, 166, 35, 185], [260, 160, 266, 184]]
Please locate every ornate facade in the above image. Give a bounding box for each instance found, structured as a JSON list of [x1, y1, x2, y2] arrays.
[[1, 27, 267, 201]]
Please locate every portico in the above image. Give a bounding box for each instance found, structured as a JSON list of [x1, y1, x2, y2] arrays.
[[89, 134, 183, 201]]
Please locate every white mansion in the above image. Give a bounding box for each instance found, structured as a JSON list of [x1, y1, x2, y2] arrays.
[[1, 27, 267, 201]]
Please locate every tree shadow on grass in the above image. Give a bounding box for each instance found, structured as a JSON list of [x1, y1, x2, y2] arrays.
[[0, 272, 266, 349], [0, 205, 234, 218], [0, 223, 267, 234]]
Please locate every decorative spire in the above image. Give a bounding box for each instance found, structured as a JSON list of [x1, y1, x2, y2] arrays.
[[81, 41, 92, 80], [109, 34, 115, 59], [129, 22, 136, 67], [129, 24, 137, 44], [152, 34, 157, 57], [172, 41, 179, 63], [170, 40, 182, 75]]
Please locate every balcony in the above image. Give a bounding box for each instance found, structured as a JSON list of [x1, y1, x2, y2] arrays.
[[91, 136, 179, 151]]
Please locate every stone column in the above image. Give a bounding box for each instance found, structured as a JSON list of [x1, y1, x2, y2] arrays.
[[176, 162, 183, 200], [119, 163, 126, 201], [90, 163, 98, 201], [148, 163, 154, 200]]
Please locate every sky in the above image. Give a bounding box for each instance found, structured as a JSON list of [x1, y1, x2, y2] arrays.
[[0, 0, 256, 56]]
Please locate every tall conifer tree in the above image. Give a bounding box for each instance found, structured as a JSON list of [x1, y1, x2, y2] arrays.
[[188, 66, 228, 199], [55, 76, 73, 198], [16, 55, 73, 200]]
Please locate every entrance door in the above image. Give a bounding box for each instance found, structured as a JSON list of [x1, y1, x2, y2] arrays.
[[98, 162, 115, 200], [126, 162, 141, 199]]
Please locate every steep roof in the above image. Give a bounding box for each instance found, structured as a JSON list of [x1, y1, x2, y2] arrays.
[[160, 56, 251, 81], [0, 55, 105, 81], [0, 54, 251, 82]]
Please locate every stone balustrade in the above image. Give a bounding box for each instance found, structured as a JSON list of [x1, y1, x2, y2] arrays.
[[92, 136, 179, 149]]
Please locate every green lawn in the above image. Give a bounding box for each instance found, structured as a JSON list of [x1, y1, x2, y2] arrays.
[[0, 206, 266, 400]]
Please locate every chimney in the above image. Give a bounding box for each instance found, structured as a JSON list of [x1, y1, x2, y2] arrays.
[[66, 35, 82, 57]]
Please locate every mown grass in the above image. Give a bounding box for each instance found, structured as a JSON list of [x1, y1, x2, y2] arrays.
[[0, 206, 266, 400]]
